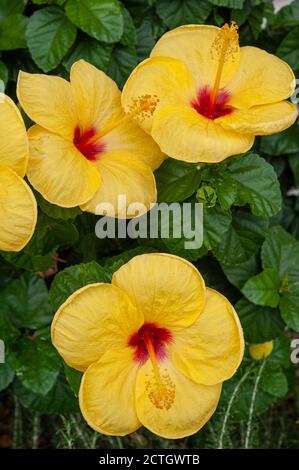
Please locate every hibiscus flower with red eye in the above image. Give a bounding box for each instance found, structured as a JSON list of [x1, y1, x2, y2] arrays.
[[122, 23, 297, 163]]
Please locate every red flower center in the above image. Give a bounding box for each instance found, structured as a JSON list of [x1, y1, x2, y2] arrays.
[[191, 85, 234, 120], [73, 126, 106, 161], [128, 322, 172, 364]]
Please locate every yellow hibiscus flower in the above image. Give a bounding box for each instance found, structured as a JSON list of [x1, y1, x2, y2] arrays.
[[17, 60, 164, 217], [122, 23, 298, 163], [249, 341, 273, 360], [51, 253, 244, 439], [0, 93, 37, 252]]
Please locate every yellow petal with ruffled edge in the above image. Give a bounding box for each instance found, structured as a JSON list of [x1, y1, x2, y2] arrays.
[[70, 60, 121, 132], [151, 105, 254, 163], [122, 56, 196, 133], [150, 24, 240, 88], [79, 348, 140, 436], [17, 71, 77, 140], [112, 253, 205, 330], [170, 288, 244, 386], [216, 101, 298, 135], [227, 46, 295, 108], [80, 151, 157, 217], [0, 93, 28, 177], [51, 283, 143, 372], [135, 358, 221, 439], [0, 165, 37, 252], [27, 125, 100, 208]]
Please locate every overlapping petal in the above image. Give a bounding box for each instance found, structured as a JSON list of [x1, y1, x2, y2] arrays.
[[51, 283, 143, 371], [150, 25, 240, 88], [112, 253, 206, 330], [227, 46, 296, 108], [170, 288, 244, 385], [80, 348, 140, 436], [151, 105, 254, 163], [216, 101, 298, 135], [17, 72, 77, 140], [27, 125, 100, 207], [122, 56, 196, 133], [80, 151, 156, 217], [0, 164, 37, 252], [0, 93, 28, 177], [135, 358, 222, 439]]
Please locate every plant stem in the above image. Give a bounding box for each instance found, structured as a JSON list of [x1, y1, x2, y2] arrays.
[[244, 359, 266, 449]]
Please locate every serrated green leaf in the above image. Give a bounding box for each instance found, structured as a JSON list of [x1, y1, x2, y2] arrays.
[[156, 0, 212, 29], [277, 26, 299, 71], [9, 337, 61, 395], [27, 7, 77, 72], [235, 297, 284, 343], [136, 9, 166, 61], [36, 192, 81, 220], [63, 34, 112, 72], [201, 166, 237, 210], [49, 261, 111, 310], [242, 268, 281, 308], [108, 44, 137, 88], [155, 159, 201, 202], [0, 273, 53, 329], [13, 374, 79, 414], [0, 313, 19, 343], [270, 335, 291, 368], [280, 282, 299, 331], [227, 153, 282, 217], [210, 0, 245, 8], [261, 365, 288, 398], [0, 14, 28, 50], [270, 0, 299, 28], [214, 208, 268, 266], [0, 0, 24, 21], [260, 125, 299, 156], [221, 254, 260, 290], [65, 0, 123, 43], [120, 5, 136, 46]]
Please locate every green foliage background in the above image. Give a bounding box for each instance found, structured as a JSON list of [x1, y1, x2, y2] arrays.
[[0, 0, 299, 449]]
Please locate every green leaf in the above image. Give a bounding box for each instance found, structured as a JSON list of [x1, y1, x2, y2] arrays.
[[0, 60, 8, 90], [136, 9, 166, 61], [242, 269, 281, 308], [102, 246, 158, 274], [280, 282, 299, 331], [32, 0, 66, 4], [209, 0, 244, 7], [271, 335, 291, 368], [260, 125, 299, 156], [27, 7, 77, 72], [227, 153, 282, 217], [0, 14, 28, 50], [236, 297, 284, 343], [120, 5, 136, 46], [0, 313, 19, 343], [64, 364, 82, 397], [156, 0, 212, 29], [36, 192, 81, 220], [9, 337, 61, 395], [270, 0, 299, 28], [49, 261, 111, 310], [0, 363, 14, 392], [65, 0, 123, 43], [14, 374, 79, 414], [0, 0, 24, 21], [277, 27, 299, 71], [63, 34, 112, 72], [261, 365, 288, 398], [221, 255, 260, 290], [214, 208, 268, 266], [155, 159, 201, 202], [201, 166, 237, 210], [108, 45, 137, 88], [0, 273, 53, 329], [261, 225, 299, 282]]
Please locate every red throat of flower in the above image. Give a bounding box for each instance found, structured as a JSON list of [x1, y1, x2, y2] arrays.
[[73, 126, 106, 161], [128, 322, 172, 365], [191, 85, 234, 119]]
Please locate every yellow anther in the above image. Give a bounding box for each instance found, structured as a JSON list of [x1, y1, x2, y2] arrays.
[[209, 22, 239, 113], [126, 94, 159, 122], [144, 338, 175, 411]]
